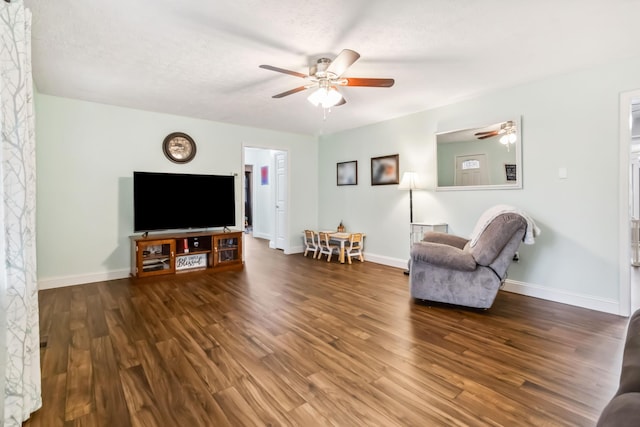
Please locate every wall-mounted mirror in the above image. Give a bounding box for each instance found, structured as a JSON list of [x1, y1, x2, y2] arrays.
[[436, 117, 522, 190]]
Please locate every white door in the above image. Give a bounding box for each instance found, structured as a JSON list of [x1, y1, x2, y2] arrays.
[[455, 154, 490, 186], [275, 152, 287, 250]]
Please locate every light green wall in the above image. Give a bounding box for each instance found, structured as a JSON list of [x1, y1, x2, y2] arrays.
[[319, 56, 640, 306], [35, 94, 316, 286]]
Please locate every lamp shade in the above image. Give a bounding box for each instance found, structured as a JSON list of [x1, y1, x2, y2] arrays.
[[398, 172, 422, 190], [307, 86, 343, 108]]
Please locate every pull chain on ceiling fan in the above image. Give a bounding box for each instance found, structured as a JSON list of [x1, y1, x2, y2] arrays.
[[259, 49, 395, 112]]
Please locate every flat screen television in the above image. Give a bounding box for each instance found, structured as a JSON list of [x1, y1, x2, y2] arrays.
[[133, 171, 235, 232]]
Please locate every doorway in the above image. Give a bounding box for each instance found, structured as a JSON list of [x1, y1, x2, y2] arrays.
[[244, 165, 253, 232], [455, 154, 490, 186], [619, 89, 640, 316], [274, 152, 287, 250], [243, 147, 289, 252]]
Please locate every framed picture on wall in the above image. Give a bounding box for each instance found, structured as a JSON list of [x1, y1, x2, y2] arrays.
[[505, 163, 517, 181], [371, 154, 399, 185], [337, 161, 358, 186]]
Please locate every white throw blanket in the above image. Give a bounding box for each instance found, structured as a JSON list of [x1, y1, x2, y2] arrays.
[[469, 204, 541, 247]]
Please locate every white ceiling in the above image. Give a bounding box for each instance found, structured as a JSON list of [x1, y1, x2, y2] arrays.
[[24, 0, 640, 136]]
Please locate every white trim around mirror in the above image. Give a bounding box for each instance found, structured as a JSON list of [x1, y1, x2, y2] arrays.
[[435, 116, 522, 191]]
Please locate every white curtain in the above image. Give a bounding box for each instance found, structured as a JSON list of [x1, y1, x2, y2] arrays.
[[0, 1, 41, 425]]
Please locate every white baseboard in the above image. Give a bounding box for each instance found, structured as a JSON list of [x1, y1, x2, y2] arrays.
[[502, 279, 622, 315], [364, 253, 407, 269], [288, 245, 304, 254], [38, 269, 130, 290], [252, 231, 271, 240]]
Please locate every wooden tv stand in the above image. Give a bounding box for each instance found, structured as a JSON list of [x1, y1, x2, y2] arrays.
[[130, 230, 243, 278]]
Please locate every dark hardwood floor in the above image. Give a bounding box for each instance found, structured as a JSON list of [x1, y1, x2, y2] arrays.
[[26, 235, 628, 426]]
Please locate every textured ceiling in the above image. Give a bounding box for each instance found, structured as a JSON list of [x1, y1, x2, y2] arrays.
[[24, 0, 640, 136]]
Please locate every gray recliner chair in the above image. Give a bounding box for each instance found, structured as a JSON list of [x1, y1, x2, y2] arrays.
[[409, 212, 528, 309]]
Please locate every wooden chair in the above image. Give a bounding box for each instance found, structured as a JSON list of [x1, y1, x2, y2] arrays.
[[317, 232, 340, 262], [346, 233, 364, 264], [303, 230, 319, 259]]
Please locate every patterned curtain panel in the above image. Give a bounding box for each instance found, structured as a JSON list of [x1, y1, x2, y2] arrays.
[[0, 1, 42, 425]]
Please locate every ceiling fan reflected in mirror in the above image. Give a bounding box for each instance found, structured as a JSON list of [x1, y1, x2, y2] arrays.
[[475, 120, 517, 150], [474, 120, 516, 140], [259, 49, 395, 110]]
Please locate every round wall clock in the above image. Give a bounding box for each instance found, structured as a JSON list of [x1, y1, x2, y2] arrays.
[[162, 132, 196, 163]]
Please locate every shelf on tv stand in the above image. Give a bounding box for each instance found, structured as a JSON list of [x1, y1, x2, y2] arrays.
[[130, 230, 243, 278]]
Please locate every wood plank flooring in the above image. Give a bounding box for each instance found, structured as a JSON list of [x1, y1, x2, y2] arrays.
[[26, 235, 628, 426]]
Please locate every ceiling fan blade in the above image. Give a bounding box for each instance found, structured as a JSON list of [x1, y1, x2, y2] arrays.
[[477, 133, 498, 140], [327, 49, 360, 77], [259, 64, 308, 79], [272, 86, 308, 98], [340, 78, 395, 87], [474, 130, 498, 136]]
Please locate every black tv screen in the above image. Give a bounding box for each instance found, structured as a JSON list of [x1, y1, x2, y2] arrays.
[[133, 171, 235, 232]]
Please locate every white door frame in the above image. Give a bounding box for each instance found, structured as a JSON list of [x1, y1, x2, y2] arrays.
[[618, 89, 640, 317], [241, 144, 290, 253], [274, 151, 288, 251]]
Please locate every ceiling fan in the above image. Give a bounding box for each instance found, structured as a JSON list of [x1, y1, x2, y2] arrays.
[[474, 120, 516, 140], [259, 49, 395, 108]]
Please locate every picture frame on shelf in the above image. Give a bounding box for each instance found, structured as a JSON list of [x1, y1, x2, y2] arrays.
[[337, 160, 358, 186], [371, 154, 399, 185]]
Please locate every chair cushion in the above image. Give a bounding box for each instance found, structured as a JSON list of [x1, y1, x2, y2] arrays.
[[422, 231, 469, 249], [597, 393, 640, 427], [411, 242, 477, 271]]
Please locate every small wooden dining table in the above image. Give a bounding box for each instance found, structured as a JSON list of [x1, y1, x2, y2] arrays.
[[327, 232, 364, 264]]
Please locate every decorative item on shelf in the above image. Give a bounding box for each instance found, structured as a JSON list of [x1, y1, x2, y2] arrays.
[[183, 238, 189, 253], [337, 221, 345, 232], [163, 132, 196, 163], [176, 253, 207, 271]]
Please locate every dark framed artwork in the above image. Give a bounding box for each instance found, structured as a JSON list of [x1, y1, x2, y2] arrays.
[[337, 161, 358, 186], [505, 163, 517, 181], [371, 154, 399, 185]]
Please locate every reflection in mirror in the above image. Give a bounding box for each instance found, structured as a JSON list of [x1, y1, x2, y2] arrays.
[[436, 117, 522, 190]]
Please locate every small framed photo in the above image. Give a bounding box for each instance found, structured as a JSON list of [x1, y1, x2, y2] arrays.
[[337, 161, 358, 186], [505, 163, 517, 181], [371, 154, 399, 185]]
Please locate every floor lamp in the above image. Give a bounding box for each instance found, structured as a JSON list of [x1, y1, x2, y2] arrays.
[[398, 172, 421, 275]]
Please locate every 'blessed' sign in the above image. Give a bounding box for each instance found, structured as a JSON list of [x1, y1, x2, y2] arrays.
[[176, 253, 207, 270]]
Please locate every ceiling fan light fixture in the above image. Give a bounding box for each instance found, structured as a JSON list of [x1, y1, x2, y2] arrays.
[[261, 49, 392, 111], [307, 86, 342, 108], [499, 132, 517, 145], [499, 130, 517, 152]]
